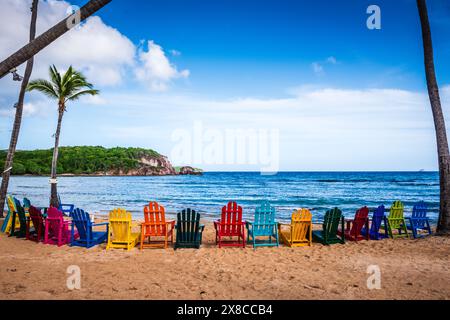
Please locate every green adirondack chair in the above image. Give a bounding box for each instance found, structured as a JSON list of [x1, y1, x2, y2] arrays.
[[312, 207, 345, 245], [386, 200, 409, 239], [174, 208, 204, 249]]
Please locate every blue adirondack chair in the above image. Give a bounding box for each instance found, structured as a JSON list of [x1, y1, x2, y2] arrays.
[[246, 201, 279, 249], [70, 208, 108, 248], [361, 205, 389, 240], [58, 194, 75, 216], [407, 201, 432, 238]]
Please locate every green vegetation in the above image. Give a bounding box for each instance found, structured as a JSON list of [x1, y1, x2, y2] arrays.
[[0, 146, 160, 175], [173, 166, 204, 174]]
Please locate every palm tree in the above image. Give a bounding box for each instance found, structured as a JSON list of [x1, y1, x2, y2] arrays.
[[417, 0, 450, 234], [0, 0, 112, 79], [0, 0, 39, 216], [27, 65, 99, 207]]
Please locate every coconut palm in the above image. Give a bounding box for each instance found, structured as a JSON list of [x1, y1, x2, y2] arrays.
[[0, 0, 112, 79], [27, 65, 99, 208], [417, 0, 450, 233], [0, 0, 39, 216]]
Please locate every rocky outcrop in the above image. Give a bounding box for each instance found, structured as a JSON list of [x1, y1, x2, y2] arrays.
[[178, 166, 203, 175], [102, 154, 201, 176]]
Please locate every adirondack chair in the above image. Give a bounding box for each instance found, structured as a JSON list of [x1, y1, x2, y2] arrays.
[[44, 207, 74, 246], [338, 206, 370, 241], [312, 207, 345, 245], [406, 201, 432, 238], [140, 202, 175, 249], [106, 208, 140, 250], [9, 198, 27, 238], [26, 206, 46, 242], [246, 201, 279, 249], [214, 201, 246, 248], [361, 205, 389, 240], [386, 201, 409, 239], [70, 208, 108, 248], [57, 194, 75, 216], [23, 198, 31, 213], [278, 208, 312, 247], [1, 195, 21, 234], [174, 208, 205, 249]]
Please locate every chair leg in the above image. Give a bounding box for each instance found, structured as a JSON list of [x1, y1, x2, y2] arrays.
[[140, 227, 144, 250]]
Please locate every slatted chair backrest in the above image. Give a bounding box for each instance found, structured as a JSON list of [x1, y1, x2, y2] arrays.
[[47, 207, 65, 237], [323, 207, 342, 239], [291, 208, 312, 241], [371, 205, 385, 234], [253, 201, 276, 236], [1, 196, 18, 234], [350, 206, 369, 236], [29, 205, 45, 230], [220, 201, 243, 236], [109, 208, 132, 242], [388, 200, 405, 229], [23, 198, 31, 213], [71, 208, 92, 241], [177, 208, 200, 244], [143, 202, 166, 236], [412, 201, 428, 228], [13, 198, 27, 227]]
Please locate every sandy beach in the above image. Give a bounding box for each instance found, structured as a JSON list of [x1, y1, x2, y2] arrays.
[[0, 218, 449, 300]]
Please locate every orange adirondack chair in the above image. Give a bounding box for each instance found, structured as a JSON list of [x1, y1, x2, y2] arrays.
[[140, 202, 175, 249]]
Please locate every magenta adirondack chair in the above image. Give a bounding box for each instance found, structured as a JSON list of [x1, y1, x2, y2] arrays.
[[44, 207, 78, 246]]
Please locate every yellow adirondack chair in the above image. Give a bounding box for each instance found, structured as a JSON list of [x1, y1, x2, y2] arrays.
[[386, 200, 409, 239], [278, 208, 312, 247], [106, 208, 140, 250], [3, 196, 21, 235]]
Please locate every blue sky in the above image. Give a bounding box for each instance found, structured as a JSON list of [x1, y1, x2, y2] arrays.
[[1, 0, 450, 171]]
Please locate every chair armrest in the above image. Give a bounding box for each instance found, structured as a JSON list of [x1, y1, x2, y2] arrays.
[[92, 222, 109, 227], [278, 222, 291, 227]]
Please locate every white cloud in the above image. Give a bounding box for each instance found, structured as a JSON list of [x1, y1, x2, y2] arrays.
[[0, 0, 187, 90], [311, 62, 324, 75], [0, 0, 135, 87], [327, 56, 337, 64], [136, 41, 190, 92], [92, 85, 450, 170], [170, 49, 182, 57], [312, 56, 338, 75]]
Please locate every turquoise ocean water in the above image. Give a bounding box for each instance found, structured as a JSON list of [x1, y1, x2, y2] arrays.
[[7, 172, 439, 223]]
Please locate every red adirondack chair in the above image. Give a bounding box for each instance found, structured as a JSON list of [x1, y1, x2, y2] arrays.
[[214, 201, 246, 248], [44, 207, 77, 246], [140, 201, 175, 249], [338, 206, 370, 241], [26, 206, 45, 242]]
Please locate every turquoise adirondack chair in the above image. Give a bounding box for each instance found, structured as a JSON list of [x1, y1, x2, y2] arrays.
[[246, 201, 279, 249]]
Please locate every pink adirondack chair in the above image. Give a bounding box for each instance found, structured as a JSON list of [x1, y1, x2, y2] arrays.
[[44, 207, 78, 246]]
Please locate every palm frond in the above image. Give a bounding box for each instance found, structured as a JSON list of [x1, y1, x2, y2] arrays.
[[66, 89, 100, 101], [27, 79, 59, 99], [49, 65, 62, 93]]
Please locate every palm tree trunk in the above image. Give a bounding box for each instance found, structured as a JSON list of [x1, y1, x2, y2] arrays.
[[50, 106, 65, 208], [0, 0, 39, 216], [0, 0, 112, 79], [417, 0, 450, 233]]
